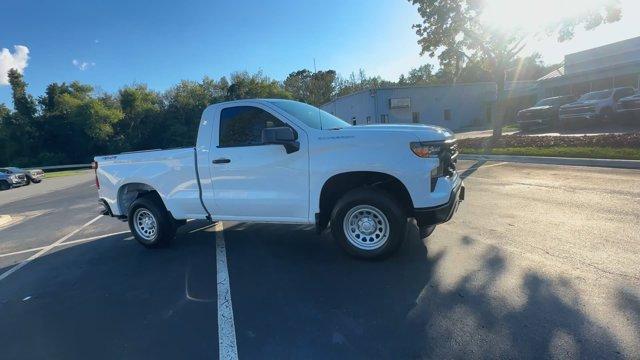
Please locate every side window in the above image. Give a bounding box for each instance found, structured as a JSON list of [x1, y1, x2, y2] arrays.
[[219, 106, 288, 147], [615, 88, 634, 100]]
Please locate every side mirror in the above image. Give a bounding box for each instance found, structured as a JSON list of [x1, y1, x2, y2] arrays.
[[261, 127, 300, 154]]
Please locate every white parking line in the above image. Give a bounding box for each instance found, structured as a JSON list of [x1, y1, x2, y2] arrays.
[[215, 222, 239, 360], [0, 230, 130, 259], [0, 215, 103, 282]]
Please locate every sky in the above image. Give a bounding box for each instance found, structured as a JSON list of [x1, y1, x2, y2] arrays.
[[1, 0, 639, 106]]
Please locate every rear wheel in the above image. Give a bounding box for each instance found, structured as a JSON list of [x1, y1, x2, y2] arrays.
[[128, 196, 176, 248], [330, 187, 406, 259]]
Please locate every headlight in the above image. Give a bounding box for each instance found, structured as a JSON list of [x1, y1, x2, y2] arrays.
[[10, 175, 19, 181], [410, 142, 442, 158]]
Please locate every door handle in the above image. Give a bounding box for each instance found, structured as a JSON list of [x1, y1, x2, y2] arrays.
[[212, 158, 231, 164]]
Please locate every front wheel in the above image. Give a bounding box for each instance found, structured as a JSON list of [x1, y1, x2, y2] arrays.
[[419, 225, 436, 240], [128, 196, 176, 248], [330, 187, 406, 259], [0, 181, 10, 191]]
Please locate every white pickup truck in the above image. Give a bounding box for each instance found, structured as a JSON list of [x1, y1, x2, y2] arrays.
[[94, 99, 464, 258]]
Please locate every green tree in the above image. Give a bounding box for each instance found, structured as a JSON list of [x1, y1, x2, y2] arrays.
[[0, 104, 10, 166], [408, 0, 622, 137], [6, 69, 39, 161], [406, 64, 435, 85], [284, 69, 337, 106], [161, 77, 225, 148], [117, 84, 163, 151], [335, 69, 395, 97], [226, 71, 291, 101]]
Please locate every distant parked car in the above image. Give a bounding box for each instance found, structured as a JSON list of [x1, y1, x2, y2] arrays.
[[0, 167, 45, 185], [616, 91, 640, 122], [0, 170, 28, 190], [558, 87, 636, 128], [516, 95, 577, 131]]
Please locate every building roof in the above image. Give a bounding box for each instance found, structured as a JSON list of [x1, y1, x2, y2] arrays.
[[538, 65, 565, 81], [322, 81, 497, 106]]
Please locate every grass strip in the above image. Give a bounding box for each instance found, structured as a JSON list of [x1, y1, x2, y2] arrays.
[[44, 169, 91, 178], [460, 147, 640, 160]]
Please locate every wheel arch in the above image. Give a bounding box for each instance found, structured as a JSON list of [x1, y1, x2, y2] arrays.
[[317, 171, 413, 232], [117, 182, 168, 217]]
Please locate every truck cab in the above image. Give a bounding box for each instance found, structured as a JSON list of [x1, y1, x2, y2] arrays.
[[95, 99, 464, 259]]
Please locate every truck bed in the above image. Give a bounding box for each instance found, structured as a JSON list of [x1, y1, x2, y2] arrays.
[[95, 147, 209, 220]]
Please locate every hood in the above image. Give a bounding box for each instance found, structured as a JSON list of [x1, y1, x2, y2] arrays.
[[521, 105, 553, 112], [335, 124, 455, 142], [620, 94, 640, 101], [568, 99, 601, 106]]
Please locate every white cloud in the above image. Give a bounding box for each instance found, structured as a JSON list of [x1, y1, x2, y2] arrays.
[[0, 45, 30, 86], [72, 59, 95, 71]]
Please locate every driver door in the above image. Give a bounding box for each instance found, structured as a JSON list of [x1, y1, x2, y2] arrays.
[[209, 103, 309, 223]]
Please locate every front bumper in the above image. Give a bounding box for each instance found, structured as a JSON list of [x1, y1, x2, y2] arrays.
[[413, 179, 465, 227], [559, 112, 599, 120], [9, 179, 28, 187]]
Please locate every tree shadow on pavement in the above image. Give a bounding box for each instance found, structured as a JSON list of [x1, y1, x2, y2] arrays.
[[222, 222, 635, 359], [409, 242, 632, 359]]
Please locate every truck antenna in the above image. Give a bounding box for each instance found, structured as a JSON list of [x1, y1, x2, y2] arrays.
[[313, 57, 324, 129]]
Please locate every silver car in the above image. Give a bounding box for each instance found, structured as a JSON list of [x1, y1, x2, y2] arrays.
[[0, 167, 44, 185], [0, 170, 28, 190]]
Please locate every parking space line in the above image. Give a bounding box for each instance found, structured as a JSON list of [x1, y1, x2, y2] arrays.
[[0, 230, 130, 260], [0, 215, 103, 282], [0, 245, 47, 259], [215, 222, 239, 360], [61, 230, 130, 247]]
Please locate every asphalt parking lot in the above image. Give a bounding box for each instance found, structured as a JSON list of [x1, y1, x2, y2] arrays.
[[0, 162, 639, 359]]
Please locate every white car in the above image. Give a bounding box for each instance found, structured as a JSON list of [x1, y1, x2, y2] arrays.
[[94, 99, 464, 259]]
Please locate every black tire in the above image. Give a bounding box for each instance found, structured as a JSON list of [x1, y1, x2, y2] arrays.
[[0, 181, 10, 191], [330, 187, 406, 259], [32, 179, 41, 184], [419, 225, 436, 240], [24, 177, 31, 185], [601, 108, 614, 122], [128, 196, 176, 248]]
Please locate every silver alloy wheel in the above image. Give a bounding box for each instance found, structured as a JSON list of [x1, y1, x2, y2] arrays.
[[342, 204, 390, 250], [133, 208, 158, 242]]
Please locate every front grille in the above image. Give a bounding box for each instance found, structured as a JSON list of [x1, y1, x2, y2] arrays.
[[441, 140, 458, 177], [17, 174, 26, 180], [560, 105, 595, 115], [620, 100, 640, 110], [519, 110, 548, 120]]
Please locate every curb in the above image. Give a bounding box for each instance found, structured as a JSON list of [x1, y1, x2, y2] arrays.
[[459, 154, 640, 170], [0, 215, 12, 227]]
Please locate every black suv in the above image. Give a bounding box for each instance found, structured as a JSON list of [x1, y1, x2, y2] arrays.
[[516, 95, 577, 131]]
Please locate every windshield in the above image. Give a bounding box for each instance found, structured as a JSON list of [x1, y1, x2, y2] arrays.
[[579, 90, 613, 101], [534, 98, 560, 106], [268, 100, 351, 130]]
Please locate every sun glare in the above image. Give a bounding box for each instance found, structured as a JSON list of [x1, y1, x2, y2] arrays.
[[481, 0, 612, 32]]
